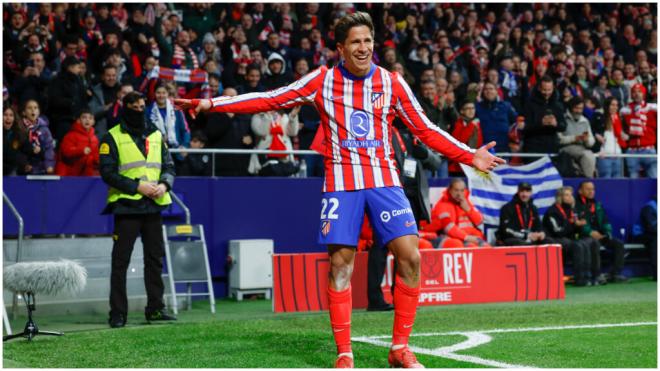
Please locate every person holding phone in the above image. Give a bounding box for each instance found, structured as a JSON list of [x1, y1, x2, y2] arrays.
[[522, 76, 567, 161]]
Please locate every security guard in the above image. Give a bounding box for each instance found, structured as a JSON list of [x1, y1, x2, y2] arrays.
[[99, 91, 177, 328]]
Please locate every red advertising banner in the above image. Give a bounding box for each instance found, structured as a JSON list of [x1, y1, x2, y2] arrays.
[[272, 245, 564, 313]]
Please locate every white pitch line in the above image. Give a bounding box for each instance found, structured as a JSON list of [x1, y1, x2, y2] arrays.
[[360, 321, 658, 339], [353, 322, 657, 368]]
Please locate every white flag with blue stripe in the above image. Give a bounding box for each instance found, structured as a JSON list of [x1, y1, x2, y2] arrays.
[[460, 156, 563, 226]]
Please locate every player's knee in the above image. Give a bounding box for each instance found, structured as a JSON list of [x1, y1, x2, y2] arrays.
[[330, 262, 353, 290], [397, 248, 420, 272]]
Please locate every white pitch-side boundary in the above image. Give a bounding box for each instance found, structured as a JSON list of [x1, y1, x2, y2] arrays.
[[352, 322, 657, 368]]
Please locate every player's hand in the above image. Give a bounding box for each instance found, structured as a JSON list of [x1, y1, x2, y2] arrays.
[[472, 141, 506, 173], [173, 98, 212, 119]]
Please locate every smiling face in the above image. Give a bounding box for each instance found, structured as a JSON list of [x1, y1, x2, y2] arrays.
[[337, 25, 373, 77]]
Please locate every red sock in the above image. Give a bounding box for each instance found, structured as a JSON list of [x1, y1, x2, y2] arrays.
[[392, 275, 420, 346], [328, 285, 352, 355]]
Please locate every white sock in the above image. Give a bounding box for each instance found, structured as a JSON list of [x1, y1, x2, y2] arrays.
[[391, 344, 406, 351], [337, 352, 354, 359]]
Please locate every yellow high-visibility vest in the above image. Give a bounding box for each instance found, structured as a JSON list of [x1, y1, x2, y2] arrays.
[[106, 126, 172, 206]]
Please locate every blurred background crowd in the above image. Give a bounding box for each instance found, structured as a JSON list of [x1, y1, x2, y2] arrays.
[[3, 3, 657, 178]]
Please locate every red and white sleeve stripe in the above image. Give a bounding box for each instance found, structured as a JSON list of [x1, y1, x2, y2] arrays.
[[391, 72, 475, 165], [209, 66, 326, 114]]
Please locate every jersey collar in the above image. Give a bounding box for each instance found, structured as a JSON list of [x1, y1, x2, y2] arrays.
[[338, 61, 376, 81]]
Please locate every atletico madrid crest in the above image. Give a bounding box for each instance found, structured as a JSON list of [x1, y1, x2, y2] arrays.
[[371, 92, 385, 109], [321, 220, 331, 236]]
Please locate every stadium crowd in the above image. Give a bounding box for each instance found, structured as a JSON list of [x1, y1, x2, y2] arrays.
[[2, 3, 657, 178]]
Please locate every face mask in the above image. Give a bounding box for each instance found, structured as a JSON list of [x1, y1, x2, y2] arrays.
[[122, 107, 145, 130]]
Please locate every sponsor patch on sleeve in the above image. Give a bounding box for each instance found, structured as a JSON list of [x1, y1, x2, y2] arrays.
[[99, 143, 110, 155]]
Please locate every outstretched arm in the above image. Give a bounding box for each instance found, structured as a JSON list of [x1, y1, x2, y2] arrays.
[[391, 72, 505, 173], [175, 66, 326, 118]]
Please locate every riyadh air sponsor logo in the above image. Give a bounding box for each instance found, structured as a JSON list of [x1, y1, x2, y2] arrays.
[[341, 139, 382, 148], [380, 211, 391, 223], [349, 110, 371, 138]]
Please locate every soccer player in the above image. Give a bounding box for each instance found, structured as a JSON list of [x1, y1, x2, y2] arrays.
[[175, 12, 504, 368]]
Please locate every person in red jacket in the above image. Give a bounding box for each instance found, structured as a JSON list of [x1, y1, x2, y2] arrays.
[[55, 108, 100, 176], [428, 178, 490, 248], [449, 100, 483, 175], [620, 83, 657, 178]]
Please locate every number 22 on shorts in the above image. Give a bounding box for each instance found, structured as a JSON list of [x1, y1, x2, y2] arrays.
[[321, 197, 339, 219]]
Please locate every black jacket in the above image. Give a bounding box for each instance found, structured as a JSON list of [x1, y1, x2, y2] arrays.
[[47, 70, 88, 141], [543, 203, 578, 239], [498, 195, 544, 240], [522, 86, 566, 154], [99, 120, 175, 215]]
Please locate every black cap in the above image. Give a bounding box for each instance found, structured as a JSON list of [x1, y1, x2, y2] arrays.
[[518, 182, 532, 191]]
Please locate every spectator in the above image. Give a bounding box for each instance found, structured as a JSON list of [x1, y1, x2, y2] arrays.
[[476, 81, 517, 153], [428, 179, 489, 248], [11, 51, 50, 109], [237, 64, 265, 94], [156, 20, 198, 69], [522, 75, 567, 158], [55, 108, 99, 176], [449, 100, 483, 175], [198, 32, 222, 67], [591, 73, 613, 107], [261, 32, 290, 65], [592, 97, 627, 178], [3, 106, 28, 176], [542, 186, 592, 286], [19, 99, 55, 175], [47, 56, 88, 141], [89, 65, 120, 137], [203, 87, 253, 176], [576, 181, 628, 284], [559, 96, 596, 177], [262, 52, 293, 91], [620, 83, 657, 178], [248, 107, 300, 176], [497, 182, 552, 246], [177, 131, 212, 176], [609, 68, 629, 105], [147, 81, 190, 150], [416, 79, 449, 130]]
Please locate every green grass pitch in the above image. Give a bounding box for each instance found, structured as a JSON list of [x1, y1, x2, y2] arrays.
[[3, 279, 656, 368]]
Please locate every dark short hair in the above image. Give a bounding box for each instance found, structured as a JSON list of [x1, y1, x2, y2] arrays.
[[123, 91, 144, 106], [334, 11, 374, 45], [191, 130, 207, 143], [540, 75, 554, 85], [568, 96, 584, 110], [246, 64, 261, 75], [77, 107, 93, 117]]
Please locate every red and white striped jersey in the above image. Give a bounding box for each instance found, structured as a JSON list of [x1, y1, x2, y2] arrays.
[[209, 63, 475, 192]]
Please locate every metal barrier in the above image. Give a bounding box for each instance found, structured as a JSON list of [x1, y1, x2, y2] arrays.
[[169, 192, 191, 225], [169, 148, 657, 177], [3, 192, 24, 320]]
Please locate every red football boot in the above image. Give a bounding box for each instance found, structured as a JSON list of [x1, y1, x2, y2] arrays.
[[388, 346, 424, 368], [334, 354, 354, 368]]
